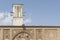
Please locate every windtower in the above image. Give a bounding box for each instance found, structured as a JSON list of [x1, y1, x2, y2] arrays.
[[13, 4, 23, 26]]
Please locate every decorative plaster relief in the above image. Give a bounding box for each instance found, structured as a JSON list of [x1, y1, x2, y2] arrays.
[[12, 29, 34, 40], [3, 29, 10, 40], [44, 29, 57, 40], [25, 29, 34, 38], [12, 29, 22, 37], [13, 32, 31, 40], [36, 29, 42, 40]]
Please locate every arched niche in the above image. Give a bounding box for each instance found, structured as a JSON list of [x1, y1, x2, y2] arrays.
[[12, 31, 31, 40]]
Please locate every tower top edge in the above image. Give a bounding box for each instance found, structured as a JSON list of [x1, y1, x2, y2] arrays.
[[12, 4, 24, 5]]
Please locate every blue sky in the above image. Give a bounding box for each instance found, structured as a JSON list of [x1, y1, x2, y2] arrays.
[[0, 0, 60, 26]]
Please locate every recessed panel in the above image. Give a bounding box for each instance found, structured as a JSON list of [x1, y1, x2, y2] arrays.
[[3, 29, 10, 40], [44, 29, 57, 40], [36, 29, 42, 40]]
